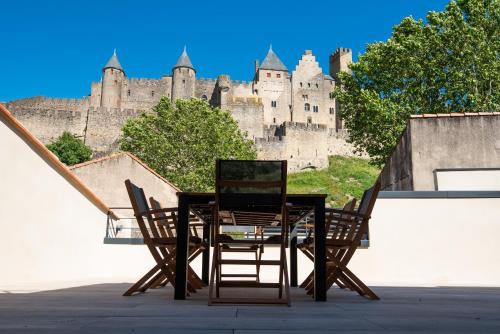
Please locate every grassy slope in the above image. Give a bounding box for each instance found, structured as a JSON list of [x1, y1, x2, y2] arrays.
[[287, 155, 380, 207]]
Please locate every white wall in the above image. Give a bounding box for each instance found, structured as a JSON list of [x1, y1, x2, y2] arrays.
[[436, 170, 500, 190], [0, 116, 154, 292], [349, 196, 500, 286]]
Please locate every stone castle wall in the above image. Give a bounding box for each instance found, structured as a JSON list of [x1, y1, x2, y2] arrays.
[[256, 122, 329, 171], [5, 47, 360, 172], [5, 97, 90, 143]]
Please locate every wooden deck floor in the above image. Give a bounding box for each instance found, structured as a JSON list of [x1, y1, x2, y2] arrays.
[[1, 284, 500, 333]]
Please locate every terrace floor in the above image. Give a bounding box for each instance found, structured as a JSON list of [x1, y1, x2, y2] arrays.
[[1, 284, 499, 333]]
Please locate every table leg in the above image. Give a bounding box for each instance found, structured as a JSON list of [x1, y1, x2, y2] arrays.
[[175, 194, 189, 300], [290, 223, 298, 287], [202, 222, 210, 285], [314, 197, 326, 301]]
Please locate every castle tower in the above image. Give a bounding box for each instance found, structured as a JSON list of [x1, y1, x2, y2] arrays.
[[216, 74, 231, 108], [329, 47, 352, 80], [171, 46, 196, 101], [254, 45, 290, 125], [329, 48, 352, 130], [101, 49, 125, 109]]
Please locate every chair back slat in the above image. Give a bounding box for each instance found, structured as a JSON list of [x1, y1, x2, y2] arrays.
[[125, 179, 164, 241], [149, 197, 175, 238], [215, 160, 287, 220]]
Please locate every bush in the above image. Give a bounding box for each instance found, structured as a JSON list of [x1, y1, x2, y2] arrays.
[[46, 131, 92, 165]]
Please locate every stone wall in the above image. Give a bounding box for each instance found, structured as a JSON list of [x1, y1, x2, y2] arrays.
[[380, 114, 500, 191], [195, 78, 217, 105], [256, 122, 329, 171], [120, 77, 171, 110], [5, 97, 90, 143], [227, 96, 264, 140]]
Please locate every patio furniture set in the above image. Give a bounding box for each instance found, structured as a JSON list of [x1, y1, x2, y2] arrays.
[[124, 159, 380, 306]]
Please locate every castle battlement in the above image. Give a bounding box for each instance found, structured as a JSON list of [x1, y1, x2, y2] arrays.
[[229, 96, 262, 105], [283, 121, 327, 131], [197, 77, 216, 83], [331, 47, 352, 58], [127, 78, 165, 86]]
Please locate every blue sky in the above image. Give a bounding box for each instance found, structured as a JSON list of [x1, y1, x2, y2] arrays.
[[0, 0, 450, 101]]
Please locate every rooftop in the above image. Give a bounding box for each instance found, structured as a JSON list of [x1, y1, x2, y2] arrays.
[[1, 284, 499, 333], [260, 46, 288, 72], [103, 49, 124, 72], [173, 46, 195, 70]]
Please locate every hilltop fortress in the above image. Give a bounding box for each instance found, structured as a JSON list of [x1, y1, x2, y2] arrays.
[[5, 46, 358, 170]]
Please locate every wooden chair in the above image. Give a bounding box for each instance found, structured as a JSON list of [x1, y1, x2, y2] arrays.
[[299, 179, 381, 300], [297, 198, 357, 290], [123, 179, 202, 296], [208, 159, 291, 305], [149, 197, 206, 289]]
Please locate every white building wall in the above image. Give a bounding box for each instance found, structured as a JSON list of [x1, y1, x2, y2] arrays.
[[348, 195, 500, 286], [435, 169, 500, 190], [0, 113, 154, 292]]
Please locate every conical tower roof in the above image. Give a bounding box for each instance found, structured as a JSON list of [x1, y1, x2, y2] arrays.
[[103, 49, 124, 72], [260, 45, 287, 71], [173, 46, 195, 70]]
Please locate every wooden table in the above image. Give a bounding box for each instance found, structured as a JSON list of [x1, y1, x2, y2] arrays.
[[175, 192, 327, 301]]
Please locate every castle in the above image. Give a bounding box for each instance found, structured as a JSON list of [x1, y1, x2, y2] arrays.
[[4, 46, 357, 170]]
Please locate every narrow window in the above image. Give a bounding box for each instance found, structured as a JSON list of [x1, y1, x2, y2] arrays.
[[313, 105, 319, 113], [307, 116, 312, 123], [182, 79, 186, 84], [316, 83, 319, 88], [271, 101, 277, 108], [304, 103, 310, 111], [267, 72, 271, 78], [151, 91, 155, 97], [308, 83, 311, 87], [127, 89, 131, 96], [276, 73, 281, 78], [329, 107, 334, 114], [300, 82, 303, 87], [273, 117, 276, 123]]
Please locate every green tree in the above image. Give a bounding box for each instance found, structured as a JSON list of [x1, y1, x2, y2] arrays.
[[335, 0, 500, 166], [120, 97, 257, 192], [46, 131, 92, 166]]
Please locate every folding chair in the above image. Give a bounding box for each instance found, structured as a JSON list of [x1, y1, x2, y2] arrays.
[[297, 198, 356, 290], [209, 160, 291, 305], [149, 197, 206, 289], [123, 179, 202, 296], [300, 179, 381, 300]]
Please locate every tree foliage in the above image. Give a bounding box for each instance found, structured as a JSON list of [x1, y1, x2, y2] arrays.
[[46, 131, 92, 166], [120, 98, 257, 192], [334, 0, 500, 166]]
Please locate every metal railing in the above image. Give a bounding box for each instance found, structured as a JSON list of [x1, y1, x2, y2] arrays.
[[104, 207, 369, 247]]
